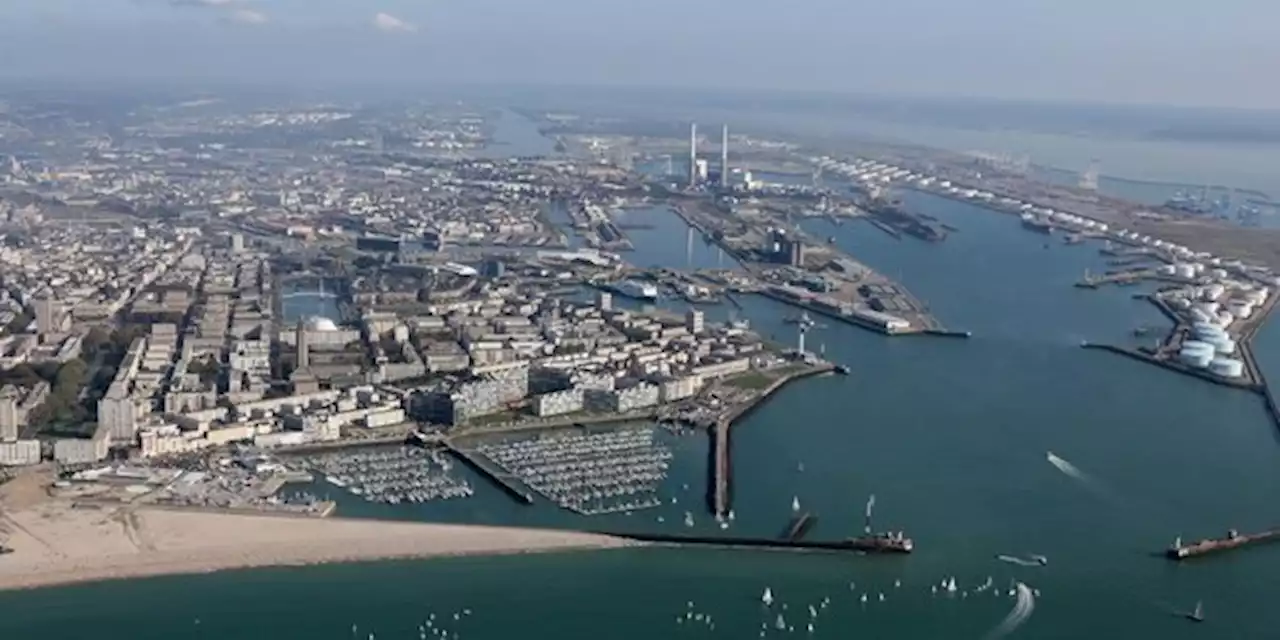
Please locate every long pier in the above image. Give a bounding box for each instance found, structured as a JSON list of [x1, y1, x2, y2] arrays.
[[606, 532, 912, 556], [1080, 342, 1259, 392], [441, 441, 535, 505], [710, 365, 833, 518]]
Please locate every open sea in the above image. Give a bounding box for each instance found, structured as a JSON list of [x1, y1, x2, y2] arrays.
[[5, 109, 1280, 640]]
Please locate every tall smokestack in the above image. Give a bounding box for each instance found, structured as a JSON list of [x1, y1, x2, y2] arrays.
[[689, 122, 698, 186], [720, 124, 729, 188]]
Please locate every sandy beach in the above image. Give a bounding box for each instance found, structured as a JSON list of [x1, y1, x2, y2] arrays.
[[0, 500, 633, 592]]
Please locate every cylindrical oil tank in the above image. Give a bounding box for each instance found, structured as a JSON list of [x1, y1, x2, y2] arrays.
[[1212, 338, 1237, 355], [1181, 340, 1216, 353], [1203, 284, 1226, 301], [1191, 321, 1218, 333], [1179, 349, 1215, 368], [1191, 325, 1225, 340], [1194, 301, 1220, 316], [1175, 264, 1197, 278], [1209, 358, 1245, 378], [1229, 302, 1253, 320], [1159, 264, 1177, 275]]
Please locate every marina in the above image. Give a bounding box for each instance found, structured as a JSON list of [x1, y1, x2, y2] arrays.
[[295, 447, 474, 506], [474, 427, 673, 516]]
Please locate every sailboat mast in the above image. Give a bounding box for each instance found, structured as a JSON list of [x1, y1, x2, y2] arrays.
[[865, 494, 875, 534]]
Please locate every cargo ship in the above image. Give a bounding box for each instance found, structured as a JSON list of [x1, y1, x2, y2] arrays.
[[853, 494, 912, 552], [1165, 527, 1280, 560], [603, 279, 658, 301], [845, 531, 913, 553], [862, 198, 946, 242], [1019, 213, 1054, 234]]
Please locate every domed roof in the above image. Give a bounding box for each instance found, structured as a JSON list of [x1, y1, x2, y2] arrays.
[[305, 316, 339, 332]]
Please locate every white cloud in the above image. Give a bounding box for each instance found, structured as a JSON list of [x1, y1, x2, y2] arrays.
[[228, 8, 268, 24], [373, 12, 417, 34]]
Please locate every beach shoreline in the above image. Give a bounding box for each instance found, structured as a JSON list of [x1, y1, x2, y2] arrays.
[[0, 504, 635, 593]]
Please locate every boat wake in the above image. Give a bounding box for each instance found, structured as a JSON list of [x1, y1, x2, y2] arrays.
[[996, 555, 1040, 567], [1046, 451, 1118, 503], [983, 582, 1036, 640]]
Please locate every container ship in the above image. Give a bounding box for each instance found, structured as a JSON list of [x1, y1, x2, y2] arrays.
[[1165, 527, 1280, 560], [604, 279, 659, 301]]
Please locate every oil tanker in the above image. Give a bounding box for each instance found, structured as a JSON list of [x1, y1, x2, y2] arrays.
[[1165, 528, 1280, 560]]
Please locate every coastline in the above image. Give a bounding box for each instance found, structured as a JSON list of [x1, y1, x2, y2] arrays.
[[0, 505, 634, 593]]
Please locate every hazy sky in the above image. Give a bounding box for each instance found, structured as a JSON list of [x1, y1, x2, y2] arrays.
[[0, 0, 1273, 108]]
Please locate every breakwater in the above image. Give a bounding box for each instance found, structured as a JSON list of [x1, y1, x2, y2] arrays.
[[1079, 342, 1259, 392], [711, 364, 834, 518]]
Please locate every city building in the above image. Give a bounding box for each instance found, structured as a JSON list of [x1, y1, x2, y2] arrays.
[[533, 388, 585, 417], [0, 385, 19, 441], [33, 294, 59, 337], [685, 309, 705, 334], [788, 239, 806, 267]]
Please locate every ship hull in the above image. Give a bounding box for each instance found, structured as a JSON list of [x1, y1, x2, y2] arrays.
[[1021, 219, 1054, 235]]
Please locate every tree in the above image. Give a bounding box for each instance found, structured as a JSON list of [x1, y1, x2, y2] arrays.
[[187, 357, 221, 386], [82, 326, 112, 357]]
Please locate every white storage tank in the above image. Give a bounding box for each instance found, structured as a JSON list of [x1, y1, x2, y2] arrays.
[[1212, 338, 1237, 355], [1190, 308, 1212, 323], [1179, 347, 1215, 369], [1216, 311, 1235, 327], [1203, 284, 1226, 301], [1182, 340, 1216, 353], [1211, 268, 1229, 279], [1159, 264, 1177, 275], [1209, 357, 1245, 378], [1193, 302, 1220, 316], [1191, 322, 1220, 335], [1229, 302, 1254, 320], [1175, 264, 1197, 279]]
